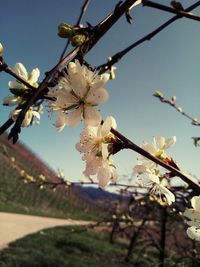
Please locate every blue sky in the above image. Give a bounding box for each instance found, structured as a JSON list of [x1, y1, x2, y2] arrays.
[[0, 0, 200, 183]]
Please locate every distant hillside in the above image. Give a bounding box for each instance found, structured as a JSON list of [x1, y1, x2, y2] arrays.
[[0, 133, 123, 219]]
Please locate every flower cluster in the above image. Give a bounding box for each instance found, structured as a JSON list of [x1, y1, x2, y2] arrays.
[[132, 135, 176, 205], [3, 63, 42, 127], [48, 60, 109, 131], [76, 116, 117, 188], [183, 196, 200, 241]]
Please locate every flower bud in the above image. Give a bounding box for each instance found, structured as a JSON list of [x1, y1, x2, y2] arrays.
[[58, 23, 74, 38], [0, 43, 3, 56], [170, 96, 176, 105], [71, 34, 86, 47], [153, 90, 164, 98], [177, 107, 183, 113]]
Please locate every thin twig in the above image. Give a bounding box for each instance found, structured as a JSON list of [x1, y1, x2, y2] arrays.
[[154, 93, 200, 126], [143, 0, 200, 22], [0, 61, 36, 90], [6, 0, 140, 142], [111, 128, 200, 194], [97, 1, 200, 71], [7, 47, 80, 143], [59, 0, 91, 62]]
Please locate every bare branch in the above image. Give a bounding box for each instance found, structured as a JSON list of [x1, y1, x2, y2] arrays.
[[143, 0, 200, 22], [111, 127, 200, 194], [97, 1, 200, 72], [59, 0, 91, 61]]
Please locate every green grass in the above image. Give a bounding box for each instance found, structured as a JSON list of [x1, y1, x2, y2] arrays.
[[1, 225, 198, 267], [0, 135, 107, 220], [0, 226, 133, 267]]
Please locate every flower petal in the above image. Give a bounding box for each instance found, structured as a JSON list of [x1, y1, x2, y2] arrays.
[[97, 165, 111, 188], [65, 107, 82, 126], [86, 88, 109, 105], [70, 72, 87, 98], [84, 106, 101, 126], [191, 196, 200, 212], [14, 63, 28, 80], [163, 136, 176, 149], [8, 81, 25, 89], [159, 185, 175, 205], [154, 136, 165, 149], [29, 68, 40, 84], [101, 116, 116, 136], [54, 112, 67, 132]]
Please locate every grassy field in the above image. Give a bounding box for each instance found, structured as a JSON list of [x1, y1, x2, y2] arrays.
[[0, 226, 143, 267], [1, 225, 198, 267], [0, 134, 108, 220]]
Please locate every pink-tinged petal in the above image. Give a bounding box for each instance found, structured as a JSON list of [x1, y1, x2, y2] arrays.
[[102, 144, 109, 160], [97, 166, 111, 188], [54, 112, 67, 132], [65, 107, 82, 126], [101, 116, 117, 136], [86, 88, 109, 105], [83, 158, 101, 176], [84, 106, 101, 126], [191, 196, 200, 212], [14, 63, 28, 80]]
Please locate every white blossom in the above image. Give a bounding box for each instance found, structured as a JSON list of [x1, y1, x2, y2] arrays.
[[184, 196, 200, 241], [76, 116, 117, 188], [9, 63, 40, 90], [134, 135, 176, 172], [3, 63, 41, 127], [135, 169, 175, 205], [49, 60, 109, 130], [10, 107, 41, 127]]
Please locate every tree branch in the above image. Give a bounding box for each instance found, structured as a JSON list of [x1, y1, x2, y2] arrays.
[[111, 128, 200, 194], [97, 1, 200, 71], [143, 0, 200, 22], [59, 0, 91, 62]]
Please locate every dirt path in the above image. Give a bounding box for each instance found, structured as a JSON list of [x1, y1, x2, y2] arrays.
[[0, 212, 93, 250]]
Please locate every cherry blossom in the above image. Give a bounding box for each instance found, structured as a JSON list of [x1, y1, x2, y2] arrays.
[[134, 135, 176, 172], [8, 63, 40, 90], [3, 63, 41, 127], [10, 106, 42, 127], [49, 60, 109, 131], [76, 116, 117, 187], [134, 169, 175, 205]]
